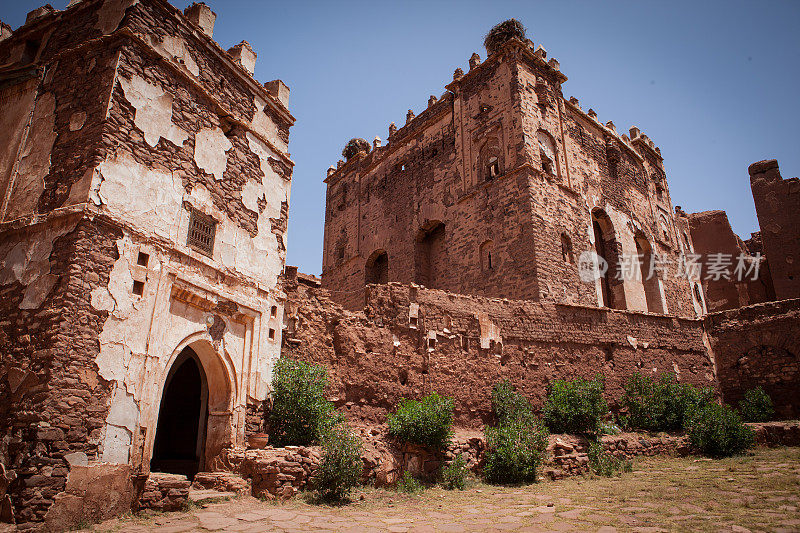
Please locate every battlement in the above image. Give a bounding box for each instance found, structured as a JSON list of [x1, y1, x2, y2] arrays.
[[0, 0, 291, 117]]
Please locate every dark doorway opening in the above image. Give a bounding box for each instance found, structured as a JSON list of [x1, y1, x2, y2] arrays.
[[592, 218, 613, 308], [365, 250, 389, 285], [415, 222, 446, 289], [151, 347, 208, 480]]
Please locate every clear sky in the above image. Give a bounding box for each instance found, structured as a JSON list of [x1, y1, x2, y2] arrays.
[[4, 1, 799, 276]]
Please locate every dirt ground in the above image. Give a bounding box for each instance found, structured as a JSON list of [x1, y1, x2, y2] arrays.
[[84, 447, 800, 532]]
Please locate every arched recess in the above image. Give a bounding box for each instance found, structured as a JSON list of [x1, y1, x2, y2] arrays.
[[560, 232, 574, 264], [478, 137, 502, 182], [591, 208, 624, 309], [365, 249, 388, 285], [415, 221, 446, 289], [635, 233, 665, 313], [149, 337, 234, 479], [537, 130, 559, 178]]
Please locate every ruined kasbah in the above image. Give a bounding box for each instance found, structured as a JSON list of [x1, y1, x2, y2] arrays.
[[0, 0, 797, 531]]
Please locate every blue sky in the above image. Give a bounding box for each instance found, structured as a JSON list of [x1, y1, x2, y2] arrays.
[[4, 1, 799, 276]]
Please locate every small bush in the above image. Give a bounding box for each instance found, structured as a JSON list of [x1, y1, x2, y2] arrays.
[[483, 418, 549, 484], [396, 471, 423, 493], [312, 422, 363, 501], [388, 392, 454, 450], [268, 358, 338, 447], [622, 372, 713, 432], [542, 375, 608, 434], [686, 402, 755, 458], [439, 455, 468, 490], [738, 386, 774, 422], [587, 439, 631, 477], [492, 380, 536, 426]]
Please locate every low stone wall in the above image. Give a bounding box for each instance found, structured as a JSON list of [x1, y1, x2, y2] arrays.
[[136, 473, 190, 512], [214, 446, 322, 500], [749, 421, 800, 447]]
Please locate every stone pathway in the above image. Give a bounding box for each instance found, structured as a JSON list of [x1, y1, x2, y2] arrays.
[[86, 447, 799, 532]]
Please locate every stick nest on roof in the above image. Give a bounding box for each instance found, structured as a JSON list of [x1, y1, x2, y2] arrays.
[[484, 19, 526, 56], [342, 138, 370, 161]]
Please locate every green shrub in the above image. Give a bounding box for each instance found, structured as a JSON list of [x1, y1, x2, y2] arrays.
[[312, 422, 363, 501], [622, 372, 713, 432], [587, 439, 631, 477], [268, 358, 338, 446], [439, 455, 468, 490], [542, 375, 608, 434], [396, 471, 423, 493], [738, 386, 774, 422], [492, 380, 536, 426], [484, 381, 549, 485], [686, 402, 755, 458], [483, 418, 549, 484], [388, 392, 454, 450]]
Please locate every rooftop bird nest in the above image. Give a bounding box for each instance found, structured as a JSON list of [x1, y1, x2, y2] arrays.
[[342, 138, 370, 160], [484, 19, 526, 56]]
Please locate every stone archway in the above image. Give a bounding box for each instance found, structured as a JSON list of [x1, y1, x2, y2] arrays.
[[149, 339, 234, 479], [151, 347, 207, 479]]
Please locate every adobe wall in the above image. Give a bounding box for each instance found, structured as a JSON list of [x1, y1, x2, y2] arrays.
[[322, 38, 702, 319], [749, 160, 800, 300], [282, 279, 716, 429], [705, 298, 800, 418], [0, 0, 293, 525], [688, 210, 773, 312]]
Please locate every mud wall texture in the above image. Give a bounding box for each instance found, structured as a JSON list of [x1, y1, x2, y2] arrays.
[[282, 279, 715, 429], [688, 209, 774, 312], [0, 0, 293, 525], [749, 160, 800, 301], [321, 38, 702, 318], [705, 298, 800, 419]]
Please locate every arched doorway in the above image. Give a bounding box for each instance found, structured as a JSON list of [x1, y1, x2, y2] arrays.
[[635, 233, 665, 313], [151, 347, 208, 480], [365, 250, 389, 285], [591, 209, 620, 309]]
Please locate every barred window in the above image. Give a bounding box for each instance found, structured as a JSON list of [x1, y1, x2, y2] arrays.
[[187, 209, 216, 257]]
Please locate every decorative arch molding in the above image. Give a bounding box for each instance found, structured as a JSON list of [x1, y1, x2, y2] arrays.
[[145, 331, 237, 473]]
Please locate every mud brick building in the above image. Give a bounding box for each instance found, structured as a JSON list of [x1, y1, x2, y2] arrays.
[[321, 32, 705, 317], [687, 160, 800, 416], [0, 0, 293, 525]]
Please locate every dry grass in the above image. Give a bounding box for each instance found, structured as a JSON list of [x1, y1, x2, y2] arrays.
[[95, 447, 800, 532]]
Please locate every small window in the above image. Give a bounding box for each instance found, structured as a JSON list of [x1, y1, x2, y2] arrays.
[[132, 280, 145, 296], [188, 209, 216, 257], [137, 252, 149, 267], [488, 157, 500, 178], [537, 130, 558, 176], [560, 233, 574, 264], [270, 305, 278, 317], [268, 328, 276, 340], [480, 240, 494, 272]]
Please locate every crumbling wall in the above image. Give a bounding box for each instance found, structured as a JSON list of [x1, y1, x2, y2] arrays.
[[688, 210, 773, 312], [705, 298, 800, 418], [0, 0, 294, 525], [283, 281, 715, 428], [749, 160, 800, 301], [0, 216, 119, 524]]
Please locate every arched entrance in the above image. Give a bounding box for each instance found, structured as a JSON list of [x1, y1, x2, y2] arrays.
[[635, 233, 665, 313], [365, 249, 389, 285], [591, 208, 621, 309], [151, 347, 208, 479]]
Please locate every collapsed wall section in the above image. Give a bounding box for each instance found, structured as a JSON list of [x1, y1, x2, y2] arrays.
[[705, 298, 800, 418], [282, 280, 715, 428]]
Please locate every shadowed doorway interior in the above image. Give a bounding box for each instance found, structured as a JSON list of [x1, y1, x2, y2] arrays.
[[150, 347, 209, 480]]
